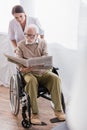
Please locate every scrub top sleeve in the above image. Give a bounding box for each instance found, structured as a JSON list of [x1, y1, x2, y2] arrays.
[[34, 17, 44, 35]]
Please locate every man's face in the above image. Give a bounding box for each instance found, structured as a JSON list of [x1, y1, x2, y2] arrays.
[[13, 13, 26, 24], [25, 28, 38, 44]]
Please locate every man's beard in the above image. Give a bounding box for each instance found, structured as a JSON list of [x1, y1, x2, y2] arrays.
[[26, 40, 35, 45]]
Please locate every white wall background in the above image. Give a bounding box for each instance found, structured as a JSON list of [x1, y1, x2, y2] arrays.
[[20, 0, 35, 16], [0, 0, 20, 33], [78, 0, 87, 49], [33, 0, 80, 49], [18, 0, 80, 49]]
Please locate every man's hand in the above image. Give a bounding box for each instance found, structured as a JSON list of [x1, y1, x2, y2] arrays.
[[20, 64, 45, 73]]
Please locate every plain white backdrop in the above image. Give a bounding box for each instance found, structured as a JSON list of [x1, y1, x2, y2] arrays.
[[0, 0, 20, 33], [0, 0, 80, 49]]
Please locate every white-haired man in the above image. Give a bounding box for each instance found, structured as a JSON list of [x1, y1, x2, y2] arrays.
[[16, 24, 65, 125]]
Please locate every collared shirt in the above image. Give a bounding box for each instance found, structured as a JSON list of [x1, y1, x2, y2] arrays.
[[8, 16, 44, 43], [16, 38, 48, 75]]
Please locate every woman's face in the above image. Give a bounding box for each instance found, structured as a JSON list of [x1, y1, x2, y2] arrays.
[[13, 13, 26, 24]]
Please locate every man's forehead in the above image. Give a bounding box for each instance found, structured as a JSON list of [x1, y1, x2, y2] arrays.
[[26, 28, 36, 33]]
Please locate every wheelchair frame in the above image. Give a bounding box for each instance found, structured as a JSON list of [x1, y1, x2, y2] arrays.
[[10, 67, 65, 128]]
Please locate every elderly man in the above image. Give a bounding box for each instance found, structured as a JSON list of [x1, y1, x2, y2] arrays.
[[16, 24, 65, 124]]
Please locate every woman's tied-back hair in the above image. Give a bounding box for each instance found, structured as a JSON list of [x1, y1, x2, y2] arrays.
[[12, 5, 25, 15]]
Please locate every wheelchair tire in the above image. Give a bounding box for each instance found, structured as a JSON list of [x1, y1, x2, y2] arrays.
[[21, 119, 31, 128], [10, 74, 20, 116]]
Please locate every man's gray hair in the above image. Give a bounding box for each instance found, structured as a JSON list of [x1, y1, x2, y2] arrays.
[[25, 24, 39, 34]]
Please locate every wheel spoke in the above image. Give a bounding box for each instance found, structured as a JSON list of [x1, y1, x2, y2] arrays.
[[10, 74, 20, 115]]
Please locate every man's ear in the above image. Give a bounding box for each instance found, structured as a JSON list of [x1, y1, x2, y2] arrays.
[[40, 35, 44, 39]]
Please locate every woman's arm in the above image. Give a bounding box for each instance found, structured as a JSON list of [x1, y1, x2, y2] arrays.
[[11, 40, 17, 52]]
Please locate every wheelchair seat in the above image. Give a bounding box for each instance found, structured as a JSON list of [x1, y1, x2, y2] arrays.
[[10, 67, 65, 128]]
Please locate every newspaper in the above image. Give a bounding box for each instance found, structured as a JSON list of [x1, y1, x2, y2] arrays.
[[4, 54, 53, 69]]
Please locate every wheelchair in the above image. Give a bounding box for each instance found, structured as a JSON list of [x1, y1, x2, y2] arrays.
[[10, 67, 65, 128]]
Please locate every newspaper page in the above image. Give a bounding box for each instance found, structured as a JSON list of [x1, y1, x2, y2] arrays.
[[4, 54, 27, 66], [4, 54, 53, 69]]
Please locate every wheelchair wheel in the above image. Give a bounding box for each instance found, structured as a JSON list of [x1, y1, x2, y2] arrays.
[[21, 119, 31, 128], [10, 74, 20, 116]]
